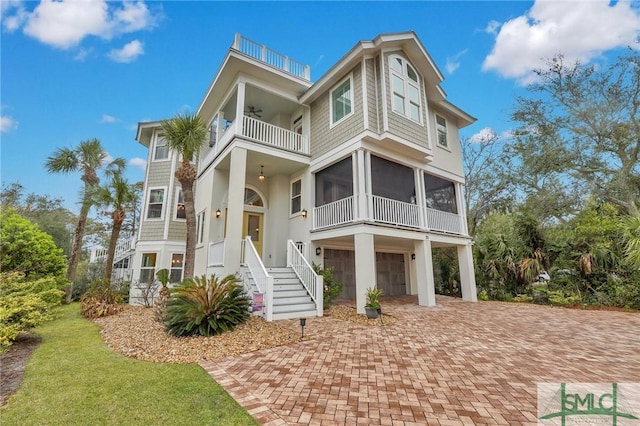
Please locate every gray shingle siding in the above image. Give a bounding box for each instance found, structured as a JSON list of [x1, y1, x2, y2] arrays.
[[365, 58, 379, 133]]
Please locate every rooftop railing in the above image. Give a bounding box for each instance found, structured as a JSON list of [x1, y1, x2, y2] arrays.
[[233, 34, 311, 80]]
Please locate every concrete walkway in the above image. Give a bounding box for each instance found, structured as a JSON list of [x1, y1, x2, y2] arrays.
[[200, 296, 640, 425]]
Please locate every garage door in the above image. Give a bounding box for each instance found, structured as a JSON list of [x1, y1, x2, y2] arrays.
[[323, 249, 356, 299], [376, 252, 407, 296]]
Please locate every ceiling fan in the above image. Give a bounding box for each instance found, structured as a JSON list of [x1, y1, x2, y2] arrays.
[[245, 105, 262, 118]]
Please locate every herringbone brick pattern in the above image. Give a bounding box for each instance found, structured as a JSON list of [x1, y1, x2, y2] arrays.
[[200, 296, 640, 425]]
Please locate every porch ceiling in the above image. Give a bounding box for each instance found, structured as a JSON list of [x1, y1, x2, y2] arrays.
[[214, 149, 307, 177]]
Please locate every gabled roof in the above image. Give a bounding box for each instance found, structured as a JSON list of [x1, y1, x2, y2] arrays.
[[300, 31, 475, 127], [136, 120, 163, 147]]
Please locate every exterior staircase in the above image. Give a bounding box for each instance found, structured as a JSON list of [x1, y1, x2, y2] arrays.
[[268, 267, 317, 320]]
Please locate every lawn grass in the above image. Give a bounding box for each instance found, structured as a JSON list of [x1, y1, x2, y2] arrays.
[[0, 304, 258, 426]]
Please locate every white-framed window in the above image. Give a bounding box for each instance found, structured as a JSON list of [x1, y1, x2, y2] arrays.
[[290, 179, 302, 215], [146, 188, 165, 219], [389, 55, 422, 123], [196, 210, 206, 245], [153, 135, 169, 161], [175, 188, 185, 220], [170, 253, 184, 283], [330, 75, 353, 126], [436, 115, 448, 148], [139, 252, 157, 284]]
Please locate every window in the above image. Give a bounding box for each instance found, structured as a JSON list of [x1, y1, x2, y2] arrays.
[[139, 253, 157, 284], [196, 210, 206, 245], [175, 188, 185, 220], [331, 76, 352, 125], [389, 55, 422, 122], [244, 188, 263, 206], [291, 179, 302, 214], [170, 253, 184, 283], [154, 135, 169, 161], [436, 115, 448, 148], [315, 157, 353, 206], [146, 188, 165, 219], [371, 156, 415, 203], [424, 174, 457, 213]]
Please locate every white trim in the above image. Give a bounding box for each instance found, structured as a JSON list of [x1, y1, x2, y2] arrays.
[[289, 177, 302, 217], [360, 57, 369, 130], [172, 187, 186, 222], [435, 113, 449, 149], [152, 133, 170, 162], [145, 186, 167, 221], [196, 209, 206, 247], [380, 53, 389, 133], [329, 73, 355, 128], [388, 54, 423, 124]]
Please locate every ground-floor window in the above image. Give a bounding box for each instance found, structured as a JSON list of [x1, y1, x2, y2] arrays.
[[170, 253, 184, 283], [139, 253, 157, 284]]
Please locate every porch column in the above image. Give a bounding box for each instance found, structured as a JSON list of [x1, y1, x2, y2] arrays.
[[355, 149, 367, 220], [235, 80, 246, 136], [456, 182, 469, 235], [414, 237, 436, 307], [354, 233, 376, 314], [457, 242, 478, 302], [224, 147, 247, 275]]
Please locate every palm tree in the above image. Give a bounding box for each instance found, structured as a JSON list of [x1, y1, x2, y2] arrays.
[[89, 166, 136, 282], [160, 113, 207, 279], [45, 138, 110, 301]]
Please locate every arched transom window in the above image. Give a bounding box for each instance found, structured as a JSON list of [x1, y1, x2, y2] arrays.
[[389, 55, 422, 123], [244, 188, 264, 207]]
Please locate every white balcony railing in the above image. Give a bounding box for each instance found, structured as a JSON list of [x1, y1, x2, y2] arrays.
[[89, 233, 136, 264], [311, 195, 465, 235], [287, 240, 322, 316], [207, 240, 225, 266], [233, 34, 311, 80], [425, 208, 464, 234], [242, 116, 309, 155], [313, 196, 355, 229], [372, 195, 421, 228]]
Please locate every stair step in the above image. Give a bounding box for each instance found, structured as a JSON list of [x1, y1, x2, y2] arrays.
[[273, 296, 313, 305], [273, 289, 308, 298], [273, 302, 316, 312]]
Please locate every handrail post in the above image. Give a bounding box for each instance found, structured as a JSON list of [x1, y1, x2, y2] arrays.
[[316, 274, 323, 316], [265, 275, 274, 321]]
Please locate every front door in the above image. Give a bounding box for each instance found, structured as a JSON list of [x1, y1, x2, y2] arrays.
[[242, 212, 264, 257]]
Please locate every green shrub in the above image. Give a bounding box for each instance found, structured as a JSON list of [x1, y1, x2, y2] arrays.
[[513, 294, 534, 303], [0, 272, 65, 351], [80, 279, 124, 319], [313, 263, 343, 308], [478, 290, 489, 301], [164, 274, 250, 337]]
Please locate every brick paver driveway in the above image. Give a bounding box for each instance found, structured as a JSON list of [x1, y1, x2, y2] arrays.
[[200, 296, 639, 425]]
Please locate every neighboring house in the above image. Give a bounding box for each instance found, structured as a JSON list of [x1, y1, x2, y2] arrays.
[[129, 32, 478, 320]]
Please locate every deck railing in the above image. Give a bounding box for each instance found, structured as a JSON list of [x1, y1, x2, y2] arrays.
[[89, 233, 136, 264], [207, 240, 225, 266], [243, 236, 273, 321], [287, 240, 322, 315], [372, 195, 422, 228], [313, 196, 355, 229], [234, 34, 311, 80], [242, 116, 309, 155], [425, 208, 464, 234]]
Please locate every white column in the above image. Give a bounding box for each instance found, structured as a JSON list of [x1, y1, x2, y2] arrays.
[[456, 182, 469, 235], [355, 149, 367, 220], [354, 233, 376, 314], [224, 147, 247, 275], [414, 237, 436, 307], [458, 243, 477, 302], [235, 81, 246, 136]]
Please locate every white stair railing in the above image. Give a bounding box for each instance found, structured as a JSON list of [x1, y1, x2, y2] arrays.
[[287, 240, 323, 316], [243, 236, 273, 321]]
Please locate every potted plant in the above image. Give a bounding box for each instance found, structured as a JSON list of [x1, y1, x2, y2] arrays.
[[365, 286, 383, 319]]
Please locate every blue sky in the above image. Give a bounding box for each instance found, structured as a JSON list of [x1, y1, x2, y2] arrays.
[[2, 0, 639, 213]]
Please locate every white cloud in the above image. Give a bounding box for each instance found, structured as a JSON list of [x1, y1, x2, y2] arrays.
[[445, 49, 468, 74], [14, 0, 157, 49], [128, 157, 147, 171], [469, 127, 512, 144], [107, 39, 143, 63], [100, 114, 119, 123], [483, 0, 640, 84], [1, 0, 27, 32], [73, 47, 93, 61], [484, 20, 500, 35], [0, 115, 18, 133]]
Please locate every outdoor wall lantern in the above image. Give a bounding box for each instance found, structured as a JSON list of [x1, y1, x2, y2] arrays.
[[301, 209, 308, 218], [315, 247, 322, 256], [411, 253, 416, 260], [216, 209, 221, 218]]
